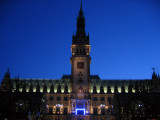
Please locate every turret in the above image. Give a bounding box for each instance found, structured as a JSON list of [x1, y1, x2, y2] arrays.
[[0, 68, 13, 92], [151, 68, 160, 91]]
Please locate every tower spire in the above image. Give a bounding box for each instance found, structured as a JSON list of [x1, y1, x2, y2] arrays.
[[71, 1, 91, 94], [80, 0, 82, 12], [79, 0, 83, 17], [72, 0, 89, 45]]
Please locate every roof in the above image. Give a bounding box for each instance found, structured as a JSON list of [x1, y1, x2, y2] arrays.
[[61, 75, 100, 80]]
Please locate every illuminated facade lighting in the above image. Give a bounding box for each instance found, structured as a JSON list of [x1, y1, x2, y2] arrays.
[[56, 104, 63, 107], [100, 104, 105, 107]]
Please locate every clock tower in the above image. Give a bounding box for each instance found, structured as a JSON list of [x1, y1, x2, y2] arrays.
[[70, 1, 91, 96]]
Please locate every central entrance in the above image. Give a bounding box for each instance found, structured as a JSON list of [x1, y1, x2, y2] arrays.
[[76, 108, 85, 115], [71, 99, 89, 115]]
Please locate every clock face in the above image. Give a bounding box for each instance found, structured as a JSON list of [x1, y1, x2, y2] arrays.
[[77, 62, 84, 69]]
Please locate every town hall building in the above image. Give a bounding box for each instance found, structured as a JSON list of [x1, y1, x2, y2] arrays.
[[0, 2, 160, 120]]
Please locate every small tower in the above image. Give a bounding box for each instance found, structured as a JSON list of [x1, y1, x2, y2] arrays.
[[71, 0, 91, 94], [0, 68, 13, 92], [151, 68, 160, 91]]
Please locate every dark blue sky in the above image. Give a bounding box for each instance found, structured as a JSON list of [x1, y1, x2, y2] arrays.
[[0, 0, 160, 82]]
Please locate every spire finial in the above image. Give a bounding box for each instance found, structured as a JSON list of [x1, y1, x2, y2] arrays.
[[78, 0, 84, 18], [157, 67, 159, 77], [80, 0, 82, 12], [7, 68, 9, 73]]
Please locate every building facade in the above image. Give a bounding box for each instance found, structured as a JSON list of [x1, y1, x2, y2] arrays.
[[0, 2, 160, 120]]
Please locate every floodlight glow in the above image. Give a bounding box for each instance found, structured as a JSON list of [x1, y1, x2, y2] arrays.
[[139, 104, 143, 107], [56, 104, 63, 107], [76, 108, 85, 115], [100, 104, 105, 107]]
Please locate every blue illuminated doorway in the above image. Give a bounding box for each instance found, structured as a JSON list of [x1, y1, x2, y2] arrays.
[[76, 108, 85, 115]]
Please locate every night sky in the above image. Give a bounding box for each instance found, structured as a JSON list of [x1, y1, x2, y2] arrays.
[[0, 0, 160, 83]]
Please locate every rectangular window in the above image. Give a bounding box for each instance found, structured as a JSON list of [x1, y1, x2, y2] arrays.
[[108, 97, 111, 104], [64, 97, 68, 101], [63, 108, 67, 115], [57, 97, 61, 101], [93, 97, 97, 101], [100, 97, 105, 101], [49, 107, 53, 115], [49, 96, 53, 101], [108, 97, 111, 101], [93, 108, 97, 115]]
